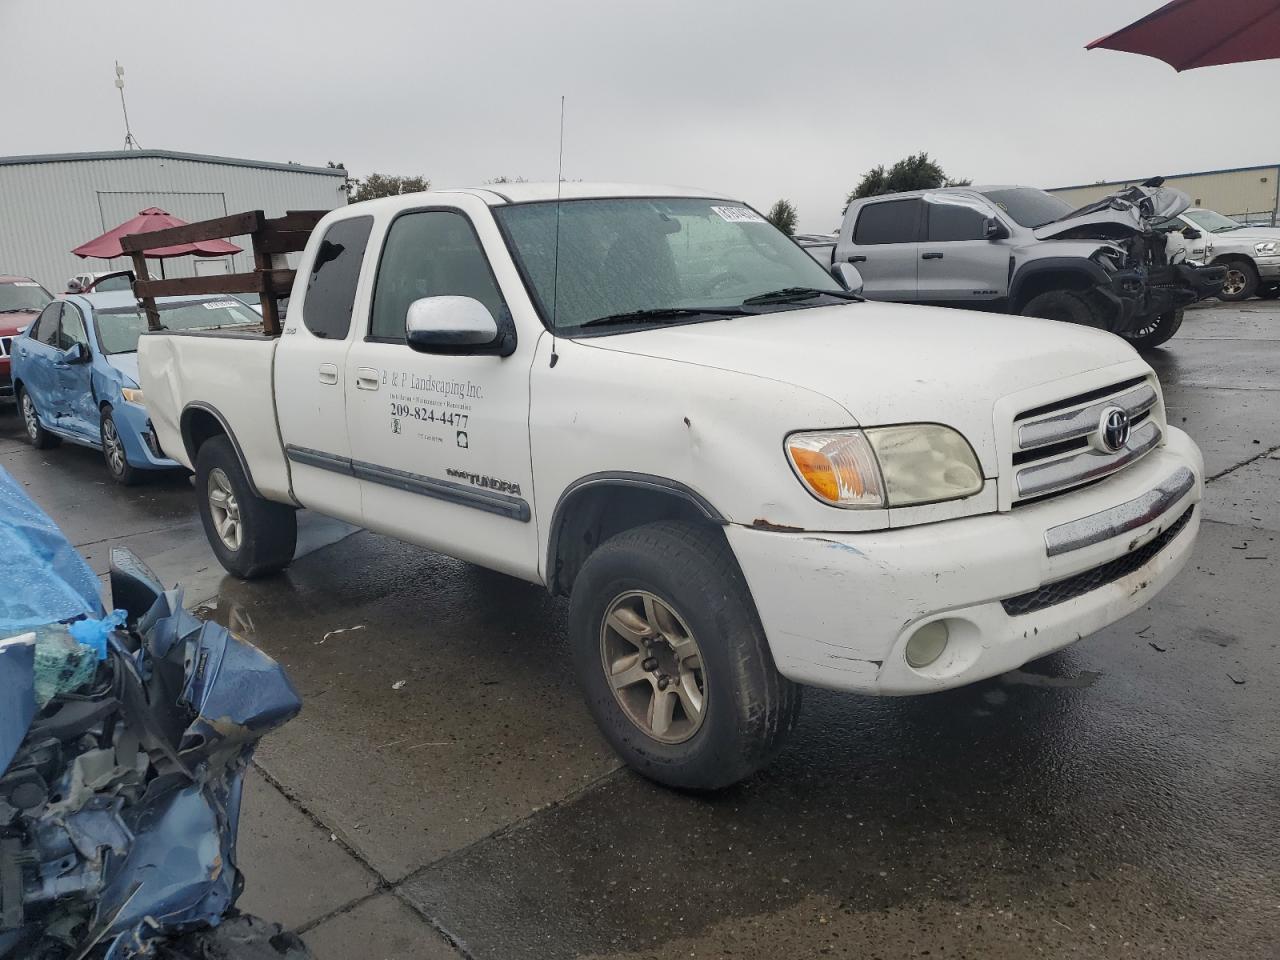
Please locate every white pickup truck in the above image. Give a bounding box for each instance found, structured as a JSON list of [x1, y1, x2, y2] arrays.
[[138, 183, 1203, 789]]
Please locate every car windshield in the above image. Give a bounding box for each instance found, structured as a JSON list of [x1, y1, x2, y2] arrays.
[[493, 197, 846, 331], [1183, 209, 1244, 234], [91, 274, 134, 292], [980, 188, 1074, 228], [0, 281, 52, 313], [96, 299, 259, 354]]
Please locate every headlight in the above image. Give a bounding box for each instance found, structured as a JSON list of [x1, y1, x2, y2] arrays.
[[121, 387, 144, 404], [1255, 241, 1278, 256], [787, 425, 983, 509]]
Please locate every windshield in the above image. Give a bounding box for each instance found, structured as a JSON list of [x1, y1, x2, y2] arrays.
[[96, 299, 259, 354], [0, 281, 52, 313], [91, 274, 134, 292], [1183, 209, 1243, 233], [980, 188, 1073, 228], [493, 197, 844, 331]]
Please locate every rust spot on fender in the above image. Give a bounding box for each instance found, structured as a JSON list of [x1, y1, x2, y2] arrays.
[[752, 518, 803, 533]]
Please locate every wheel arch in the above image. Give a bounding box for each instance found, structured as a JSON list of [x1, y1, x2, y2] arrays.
[[1009, 258, 1109, 312], [180, 402, 263, 498], [546, 473, 727, 596]]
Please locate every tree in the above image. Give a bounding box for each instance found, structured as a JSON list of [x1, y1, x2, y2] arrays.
[[765, 199, 798, 235], [844, 152, 970, 210], [349, 172, 431, 203]]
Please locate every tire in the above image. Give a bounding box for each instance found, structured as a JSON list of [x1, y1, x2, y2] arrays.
[[100, 405, 141, 486], [1020, 289, 1106, 328], [195, 435, 297, 578], [1257, 283, 1280, 300], [1217, 260, 1258, 301], [1123, 308, 1184, 351], [18, 387, 60, 450], [569, 520, 801, 790]]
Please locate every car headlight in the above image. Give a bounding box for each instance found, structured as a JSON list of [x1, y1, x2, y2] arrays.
[[787, 425, 983, 509], [121, 387, 145, 404], [1255, 241, 1278, 256]]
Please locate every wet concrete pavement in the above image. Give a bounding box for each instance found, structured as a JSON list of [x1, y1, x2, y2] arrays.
[[2, 300, 1277, 959]]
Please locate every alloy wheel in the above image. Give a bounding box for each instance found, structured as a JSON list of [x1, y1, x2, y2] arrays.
[[1222, 268, 1247, 297], [207, 467, 243, 551], [599, 590, 707, 744], [21, 393, 38, 441], [102, 416, 127, 476]]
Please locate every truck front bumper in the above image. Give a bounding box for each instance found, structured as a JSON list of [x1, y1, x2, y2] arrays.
[[728, 427, 1202, 695], [1255, 255, 1280, 280]]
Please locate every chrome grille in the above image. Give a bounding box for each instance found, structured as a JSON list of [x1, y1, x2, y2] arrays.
[[1012, 376, 1161, 504]]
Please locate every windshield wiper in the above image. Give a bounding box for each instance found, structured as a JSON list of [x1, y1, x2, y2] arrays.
[[741, 286, 860, 305], [579, 307, 752, 329]]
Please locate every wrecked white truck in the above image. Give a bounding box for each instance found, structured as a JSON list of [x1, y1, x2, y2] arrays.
[[832, 179, 1227, 349], [134, 184, 1203, 789]]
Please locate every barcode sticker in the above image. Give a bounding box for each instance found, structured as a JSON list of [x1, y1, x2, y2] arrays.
[[203, 300, 240, 310], [711, 205, 767, 224]]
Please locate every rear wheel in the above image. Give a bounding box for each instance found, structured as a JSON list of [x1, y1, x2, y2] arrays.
[[1217, 261, 1258, 301], [100, 405, 141, 486], [195, 435, 297, 578], [18, 388, 60, 450], [1123, 309, 1184, 351], [569, 521, 801, 791], [1020, 289, 1106, 328]]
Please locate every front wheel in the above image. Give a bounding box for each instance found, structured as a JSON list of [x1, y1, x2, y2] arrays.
[[1217, 261, 1259, 301], [569, 521, 801, 791], [1020, 289, 1107, 328], [195, 435, 297, 579], [100, 405, 141, 486], [1123, 308, 1184, 351]]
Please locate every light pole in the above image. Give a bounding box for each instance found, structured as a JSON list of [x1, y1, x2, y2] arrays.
[[115, 62, 141, 150]]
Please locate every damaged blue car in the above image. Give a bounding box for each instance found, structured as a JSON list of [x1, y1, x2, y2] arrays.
[[0, 467, 310, 959]]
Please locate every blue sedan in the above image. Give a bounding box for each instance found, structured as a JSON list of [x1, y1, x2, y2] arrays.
[[11, 292, 259, 484]]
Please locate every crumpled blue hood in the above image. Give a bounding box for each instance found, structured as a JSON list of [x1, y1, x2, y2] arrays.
[[105, 352, 140, 387]]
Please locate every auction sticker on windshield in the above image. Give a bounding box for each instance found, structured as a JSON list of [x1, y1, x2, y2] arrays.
[[712, 205, 767, 224], [202, 300, 241, 310]]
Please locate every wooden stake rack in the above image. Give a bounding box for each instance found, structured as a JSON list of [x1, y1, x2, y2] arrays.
[[120, 209, 328, 336]]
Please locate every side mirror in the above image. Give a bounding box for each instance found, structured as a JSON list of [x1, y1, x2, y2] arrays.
[[983, 217, 1008, 240], [1182, 226, 1202, 240], [406, 296, 499, 353], [833, 262, 864, 295], [61, 342, 90, 364]]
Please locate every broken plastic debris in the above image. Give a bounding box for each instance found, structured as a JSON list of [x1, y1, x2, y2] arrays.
[[392, 680, 407, 690], [317, 624, 366, 645], [68, 609, 128, 661]]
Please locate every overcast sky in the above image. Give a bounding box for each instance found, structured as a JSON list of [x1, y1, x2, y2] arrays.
[[3, 0, 1275, 232]]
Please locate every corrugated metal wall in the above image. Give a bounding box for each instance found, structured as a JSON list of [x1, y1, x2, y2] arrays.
[[1049, 166, 1280, 226], [0, 154, 347, 290]]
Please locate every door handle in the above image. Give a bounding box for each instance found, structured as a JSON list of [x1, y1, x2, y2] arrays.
[[318, 363, 339, 385], [356, 366, 380, 391], [847, 255, 868, 263], [922, 252, 944, 260], [18, 348, 27, 358]]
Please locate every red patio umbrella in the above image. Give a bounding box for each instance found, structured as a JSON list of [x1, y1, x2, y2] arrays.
[[72, 207, 242, 263], [1088, 0, 1280, 70]]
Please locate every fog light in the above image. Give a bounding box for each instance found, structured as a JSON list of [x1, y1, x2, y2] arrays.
[[905, 621, 949, 669]]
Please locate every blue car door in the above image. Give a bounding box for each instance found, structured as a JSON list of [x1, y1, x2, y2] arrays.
[[53, 302, 98, 442], [16, 303, 63, 425]]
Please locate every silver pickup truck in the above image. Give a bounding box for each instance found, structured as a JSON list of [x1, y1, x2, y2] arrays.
[[810, 181, 1225, 350], [1161, 207, 1280, 302]]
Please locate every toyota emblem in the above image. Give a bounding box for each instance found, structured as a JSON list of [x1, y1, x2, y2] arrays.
[[1100, 407, 1131, 452]]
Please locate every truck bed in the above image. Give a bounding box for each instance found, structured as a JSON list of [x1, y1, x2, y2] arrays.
[[139, 330, 293, 502]]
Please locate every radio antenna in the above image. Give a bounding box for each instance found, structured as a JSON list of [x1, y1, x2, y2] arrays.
[[114, 62, 142, 150], [549, 95, 565, 367]]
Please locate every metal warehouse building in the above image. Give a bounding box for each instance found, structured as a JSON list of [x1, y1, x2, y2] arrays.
[[0, 150, 347, 290], [1049, 163, 1280, 227]]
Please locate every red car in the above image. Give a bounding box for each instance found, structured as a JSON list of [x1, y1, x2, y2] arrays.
[[0, 275, 53, 402]]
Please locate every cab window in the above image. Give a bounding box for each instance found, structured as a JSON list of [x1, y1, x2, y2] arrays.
[[302, 216, 374, 340], [853, 199, 922, 245], [369, 210, 509, 342], [925, 197, 991, 242]]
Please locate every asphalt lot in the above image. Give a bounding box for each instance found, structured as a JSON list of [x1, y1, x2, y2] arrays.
[[2, 300, 1277, 959]]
